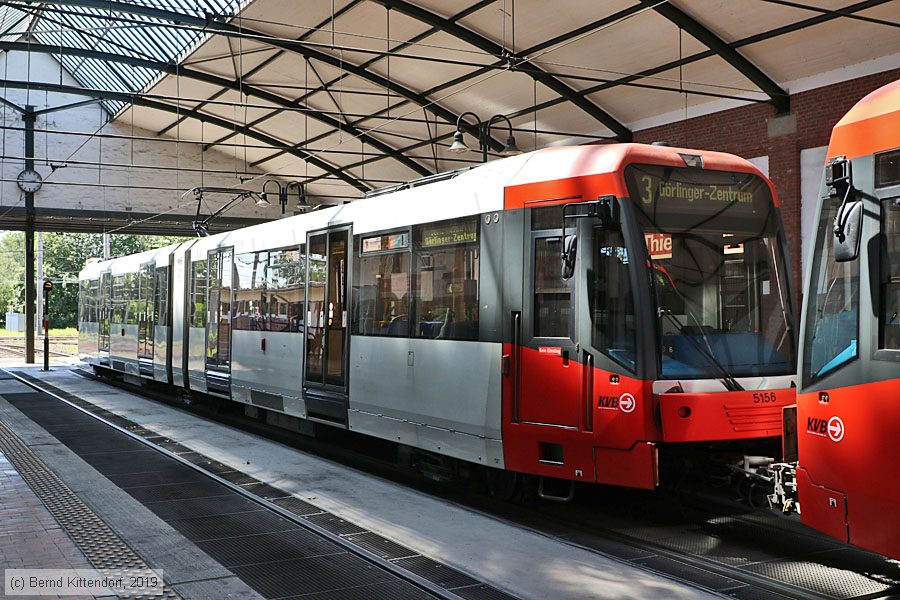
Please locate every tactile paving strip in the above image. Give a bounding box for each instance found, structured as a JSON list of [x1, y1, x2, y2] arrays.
[[0, 420, 180, 600]]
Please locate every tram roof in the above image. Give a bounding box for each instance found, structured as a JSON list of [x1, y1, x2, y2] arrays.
[[828, 78, 900, 159]]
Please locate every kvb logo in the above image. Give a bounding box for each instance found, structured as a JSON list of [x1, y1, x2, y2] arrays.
[[618, 393, 636, 413], [806, 415, 845, 442], [597, 393, 636, 413], [827, 416, 844, 442]]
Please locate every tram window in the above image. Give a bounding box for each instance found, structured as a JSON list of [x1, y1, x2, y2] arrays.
[[353, 238, 410, 337], [126, 273, 140, 325], [234, 251, 266, 331], [154, 267, 168, 327], [876, 150, 900, 188], [190, 260, 207, 328], [881, 198, 900, 349], [534, 237, 570, 337], [591, 228, 637, 371], [266, 248, 305, 332], [532, 205, 565, 231], [412, 217, 480, 340], [78, 280, 87, 322], [803, 199, 860, 381], [111, 275, 125, 323]]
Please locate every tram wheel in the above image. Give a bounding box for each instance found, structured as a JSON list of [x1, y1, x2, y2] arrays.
[[484, 468, 521, 501]]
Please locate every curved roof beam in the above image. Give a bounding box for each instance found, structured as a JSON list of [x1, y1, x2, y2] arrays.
[[27, 0, 504, 150], [0, 40, 432, 178], [637, 0, 790, 113], [0, 77, 370, 192], [369, 0, 632, 141]]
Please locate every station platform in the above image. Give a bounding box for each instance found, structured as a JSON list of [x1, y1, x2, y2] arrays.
[[0, 366, 723, 600]]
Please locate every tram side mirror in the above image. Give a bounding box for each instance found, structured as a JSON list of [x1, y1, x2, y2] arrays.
[[826, 156, 862, 262], [561, 234, 577, 280], [833, 199, 863, 262]]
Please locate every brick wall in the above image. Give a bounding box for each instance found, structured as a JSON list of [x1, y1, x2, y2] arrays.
[[633, 67, 900, 300]]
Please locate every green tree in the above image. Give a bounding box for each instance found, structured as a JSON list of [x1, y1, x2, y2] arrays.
[[0, 233, 26, 316], [0, 232, 188, 328]]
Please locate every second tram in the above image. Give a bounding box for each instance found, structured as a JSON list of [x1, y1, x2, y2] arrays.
[[791, 79, 900, 559]]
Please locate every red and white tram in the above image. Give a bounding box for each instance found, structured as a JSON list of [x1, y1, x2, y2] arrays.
[[791, 79, 900, 559], [79, 143, 797, 494]]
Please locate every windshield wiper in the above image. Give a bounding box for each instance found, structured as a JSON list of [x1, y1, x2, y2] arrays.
[[658, 308, 744, 392]]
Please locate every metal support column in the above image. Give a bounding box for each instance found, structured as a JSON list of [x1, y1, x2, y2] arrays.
[[24, 106, 35, 364]]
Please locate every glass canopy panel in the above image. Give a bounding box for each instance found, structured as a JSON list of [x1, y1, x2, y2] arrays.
[[0, 6, 33, 42], [23, 0, 249, 116]]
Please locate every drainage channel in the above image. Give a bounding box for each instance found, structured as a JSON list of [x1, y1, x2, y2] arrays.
[[4, 369, 517, 600]]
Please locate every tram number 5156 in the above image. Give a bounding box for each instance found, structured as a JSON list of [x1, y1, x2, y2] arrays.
[[753, 392, 778, 404]]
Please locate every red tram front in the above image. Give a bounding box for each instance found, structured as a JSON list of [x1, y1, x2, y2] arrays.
[[499, 144, 796, 492], [793, 80, 900, 559]]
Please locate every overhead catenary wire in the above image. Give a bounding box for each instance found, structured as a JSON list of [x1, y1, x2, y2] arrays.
[[3, 0, 876, 233], [237, 0, 670, 187], [6, 0, 786, 99]]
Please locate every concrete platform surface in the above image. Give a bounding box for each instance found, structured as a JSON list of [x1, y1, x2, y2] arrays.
[[10, 366, 722, 600]]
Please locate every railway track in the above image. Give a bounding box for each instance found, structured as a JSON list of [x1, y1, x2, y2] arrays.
[[34, 366, 900, 600], [0, 336, 78, 358]]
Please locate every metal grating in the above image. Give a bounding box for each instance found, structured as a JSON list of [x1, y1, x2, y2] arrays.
[[651, 531, 783, 567], [272, 495, 327, 516], [123, 479, 229, 503], [231, 553, 399, 598], [303, 511, 368, 536], [167, 510, 300, 543], [452, 584, 521, 600], [196, 529, 342, 568], [107, 468, 209, 489], [743, 560, 895, 599], [724, 585, 796, 600], [297, 580, 438, 600], [392, 557, 481, 590], [632, 556, 746, 592], [217, 470, 261, 486], [344, 532, 420, 561], [144, 494, 258, 521], [0, 421, 180, 600], [78, 449, 175, 475]]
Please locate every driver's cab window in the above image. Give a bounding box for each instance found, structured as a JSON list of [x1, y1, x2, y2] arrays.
[[803, 197, 860, 381], [591, 228, 636, 370]]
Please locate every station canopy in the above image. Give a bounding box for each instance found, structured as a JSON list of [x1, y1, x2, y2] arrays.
[[1, 0, 898, 203]]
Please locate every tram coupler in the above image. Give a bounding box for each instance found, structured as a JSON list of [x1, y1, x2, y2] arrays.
[[733, 455, 799, 513]]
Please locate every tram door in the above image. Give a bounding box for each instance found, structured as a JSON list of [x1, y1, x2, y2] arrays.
[[98, 272, 111, 359], [516, 206, 582, 428], [205, 248, 233, 395], [304, 227, 350, 425], [137, 263, 154, 375]]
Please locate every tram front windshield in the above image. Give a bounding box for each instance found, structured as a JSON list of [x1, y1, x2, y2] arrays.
[[625, 164, 794, 379]]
